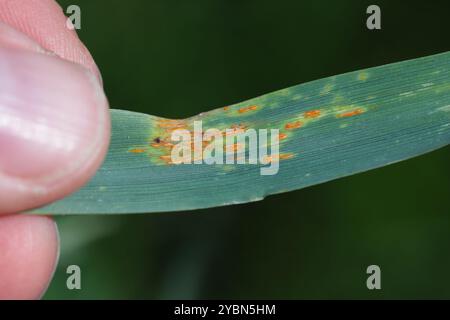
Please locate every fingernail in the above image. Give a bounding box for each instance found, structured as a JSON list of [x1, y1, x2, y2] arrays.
[[0, 45, 109, 182], [0, 22, 49, 54]]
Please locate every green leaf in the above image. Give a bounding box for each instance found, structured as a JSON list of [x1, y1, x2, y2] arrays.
[[33, 52, 450, 214]]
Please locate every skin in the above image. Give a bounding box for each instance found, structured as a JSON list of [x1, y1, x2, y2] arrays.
[[0, 0, 110, 299]]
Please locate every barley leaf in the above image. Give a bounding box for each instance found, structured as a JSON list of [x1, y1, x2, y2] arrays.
[[33, 52, 450, 214]]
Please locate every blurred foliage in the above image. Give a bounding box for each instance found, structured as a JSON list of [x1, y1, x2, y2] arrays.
[[45, 0, 450, 299]]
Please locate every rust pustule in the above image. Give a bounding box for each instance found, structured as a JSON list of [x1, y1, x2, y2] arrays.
[[337, 108, 364, 118], [238, 105, 258, 114], [129, 148, 146, 154], [279, 153, 294, 160], [262, 153, 294, 163], [279, 133, 288, 140], [304, 110, 321, 118], [285, 121, 303, 130]]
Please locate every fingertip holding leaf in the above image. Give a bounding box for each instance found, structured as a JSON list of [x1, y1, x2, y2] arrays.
[[34, 52, 450, 214]]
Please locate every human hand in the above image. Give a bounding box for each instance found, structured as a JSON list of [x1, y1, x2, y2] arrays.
[[0, 0, 110, 299]]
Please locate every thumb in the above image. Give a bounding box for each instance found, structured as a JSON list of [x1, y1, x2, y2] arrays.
[[0, 22, 110, 214]]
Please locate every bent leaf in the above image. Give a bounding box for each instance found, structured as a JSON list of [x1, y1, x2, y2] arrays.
[[34, 52, 450, 214]]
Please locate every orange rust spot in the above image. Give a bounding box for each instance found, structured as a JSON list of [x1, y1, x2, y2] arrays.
[[159, 155, 173, 164], [279, 133, 288, 141], [158, 120, 187, 129], [279, 153, 294, 160], [262, 153, 294, 163], [304, 110, 321, 118], [337, 108, 364, 118], [129, 148, 146, 154], [238, 105, 258, 114], [223, 126, 246, 136], [163, 142, 174, 147], [262, 155, 278, 163], [231, 124, 248, 131], [223, 106, 230, 111], [151, 141, 174, 148], [285, 121, 303, 130], [166, 126, 189, 133]]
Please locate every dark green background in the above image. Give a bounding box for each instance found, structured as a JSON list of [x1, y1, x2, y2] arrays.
[[46, 0, 450, 299]]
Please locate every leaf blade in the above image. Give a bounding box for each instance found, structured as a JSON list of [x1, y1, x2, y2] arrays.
[[34, 52, 450, 214]]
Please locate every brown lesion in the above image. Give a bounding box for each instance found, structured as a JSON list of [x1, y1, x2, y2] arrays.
[[126, 119, 191, 165], [130, 104, 300, 166], [150, 138, 174, 149], [150, 119, 191, 164]]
